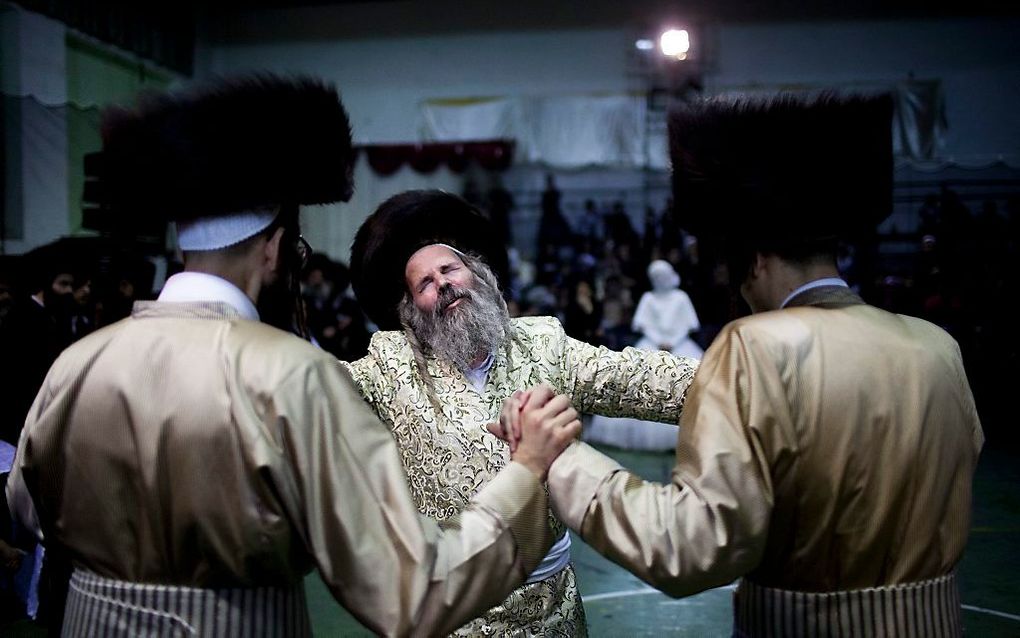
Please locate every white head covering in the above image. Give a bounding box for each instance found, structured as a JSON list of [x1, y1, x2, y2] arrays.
[[648, 259, 681, 292], [176, 210, 279, 251]]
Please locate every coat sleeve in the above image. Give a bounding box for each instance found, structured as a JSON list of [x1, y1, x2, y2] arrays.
[[547, 324, 774, 598], [272, 358, 553, 637], [5, 377, 52, 544], [555, 318, 698, 423], [337, 337, 387, 408]]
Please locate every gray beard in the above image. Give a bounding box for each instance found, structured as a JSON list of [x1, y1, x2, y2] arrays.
[[400, 274, 510, 373]]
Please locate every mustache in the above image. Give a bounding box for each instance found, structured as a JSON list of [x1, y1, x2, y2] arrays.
[[435, 285, 470, 314]]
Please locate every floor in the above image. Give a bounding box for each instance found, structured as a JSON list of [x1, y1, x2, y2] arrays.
[[3, 443, 1017, 636], [306, 442, 1020, 636]]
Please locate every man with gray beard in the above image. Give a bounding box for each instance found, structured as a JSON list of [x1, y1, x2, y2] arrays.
[[398, 248, 509, 377], [341, 190, 699, 637]]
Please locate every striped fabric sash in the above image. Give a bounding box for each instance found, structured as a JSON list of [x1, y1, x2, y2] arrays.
[[62, 568, 311, 637], [733, 573, 962, 637], [525, 532, 572, 584]]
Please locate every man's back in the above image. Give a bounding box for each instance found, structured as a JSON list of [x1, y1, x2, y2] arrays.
[[14, 301, 327, 586], [12, 298, 565, 636], [726, 300, 982, 590]]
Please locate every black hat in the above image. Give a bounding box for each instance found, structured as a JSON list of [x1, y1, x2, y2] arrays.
[[83, 74, 355, 243], [350, 190, 509, 330], [669, 92, 893, 253]]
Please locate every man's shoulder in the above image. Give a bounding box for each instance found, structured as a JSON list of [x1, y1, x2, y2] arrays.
[[48, 318, 127, 368], [724, 310, 811, 343], [367, 327, 407, 345], [724, 303, 959, 355], [359, 328, 414, 362], [510, 315, 563, 337], [230, 320, 335, 365]]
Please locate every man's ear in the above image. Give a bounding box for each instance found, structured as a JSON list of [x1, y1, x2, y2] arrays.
[[749, 251, 768, 280], [263, 226, 286, 276]]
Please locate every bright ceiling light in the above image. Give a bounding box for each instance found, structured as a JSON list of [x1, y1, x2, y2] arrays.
[[660, 29, 690, 59]]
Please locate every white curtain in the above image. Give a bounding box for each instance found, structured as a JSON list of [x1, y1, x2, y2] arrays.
[[301, 152, 464, 265], [419, 81, 999, 171], [421, 97, 520, 141], [421, 94, 656, 170]]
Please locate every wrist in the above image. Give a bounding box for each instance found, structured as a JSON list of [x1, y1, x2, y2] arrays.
[[514, 455, 548, 482]]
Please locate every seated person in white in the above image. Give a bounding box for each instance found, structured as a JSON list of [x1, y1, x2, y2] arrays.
[[584, 260, 703, 450]]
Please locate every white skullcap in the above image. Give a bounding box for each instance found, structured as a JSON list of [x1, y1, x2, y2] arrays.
[[648, 259, 681, 292], [176, 210, 279, 251]]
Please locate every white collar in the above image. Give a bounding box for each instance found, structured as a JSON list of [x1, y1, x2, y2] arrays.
[[157, 272, 260, 321], [780, 277, 849, 309]]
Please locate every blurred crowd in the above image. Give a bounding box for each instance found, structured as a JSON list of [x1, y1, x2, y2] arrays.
[[2, 176, 1018, 622], [2, 183, 1018, 450]]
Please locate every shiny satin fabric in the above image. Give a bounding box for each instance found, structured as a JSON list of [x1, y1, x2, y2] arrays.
[[549, 287, 983, 601], [7, 301, 553, 637], [342, 315, 698, 634], [63, 568, 313, 637]]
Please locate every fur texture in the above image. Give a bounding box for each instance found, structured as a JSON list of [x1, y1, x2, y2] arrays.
[[668, 92, 893, 250], [86, 74, 354, 221], [350, 190, 510, 330]]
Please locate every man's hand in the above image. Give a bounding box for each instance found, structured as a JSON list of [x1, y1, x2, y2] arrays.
[[489, 384, 577, 452], [487, 385, 581, 481], [489, 387, 539, 453], [0, 540, 25, 572]]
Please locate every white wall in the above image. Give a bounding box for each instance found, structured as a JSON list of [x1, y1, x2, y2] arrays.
[[201, 28, 633, 144], [199, 14, 1020, 259], [1, 5, 69, 254], [709, 18, 1020, 165], [202, 16, 1020, 163]]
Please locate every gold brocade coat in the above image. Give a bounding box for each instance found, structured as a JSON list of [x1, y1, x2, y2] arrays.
[[6, 301, 555, 638], [549, 286, 984, 599], [342, 316, 698, 636]]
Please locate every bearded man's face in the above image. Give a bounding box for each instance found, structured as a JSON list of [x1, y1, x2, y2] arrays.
[[400, 245, 508, 371]]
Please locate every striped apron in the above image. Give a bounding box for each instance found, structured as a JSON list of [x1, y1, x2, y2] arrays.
[[62, 568, 312, 637], [733, 573, 962, 637]]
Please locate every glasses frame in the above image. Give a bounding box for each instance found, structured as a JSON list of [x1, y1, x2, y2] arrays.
[[296, 235, 312, 270]]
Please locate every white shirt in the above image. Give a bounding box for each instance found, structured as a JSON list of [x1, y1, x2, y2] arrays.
[[464, 351, 495, 393], [157, 272, 260, 321], [780, 277, 849, 309]]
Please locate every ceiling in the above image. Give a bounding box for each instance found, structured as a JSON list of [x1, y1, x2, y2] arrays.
[[204, 0, 1020, 43]]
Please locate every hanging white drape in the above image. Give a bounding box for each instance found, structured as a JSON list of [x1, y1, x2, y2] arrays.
[[420, 94, 655, 169], [302, 152, 464, 265], [419, 81, 1006, 170]]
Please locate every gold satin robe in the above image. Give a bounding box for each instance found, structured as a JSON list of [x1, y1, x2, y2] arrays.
[[549, 287, 984, 603], [6, 301, 555, 637], [342, 315, 698, 636]]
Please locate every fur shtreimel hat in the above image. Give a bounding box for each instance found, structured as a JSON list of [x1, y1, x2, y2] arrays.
[[669, 92, 893, 253], [350, 190, 509, 331], [83, 74, 354, 249]]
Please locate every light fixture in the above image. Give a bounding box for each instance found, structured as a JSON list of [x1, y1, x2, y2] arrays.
[[659, 29, 690, 60], [635, 39, 655, 51]]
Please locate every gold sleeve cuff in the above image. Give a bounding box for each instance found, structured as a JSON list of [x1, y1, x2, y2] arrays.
[[472, 461, 553, 574], [546, 442, 624, 531]]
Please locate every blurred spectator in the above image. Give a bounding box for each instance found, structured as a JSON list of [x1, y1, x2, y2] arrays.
[[575, 199, 603, 246], [537, 174, 573, 251], [486, 180, 515, 248], [604, 200, 638, 248], [301, 255, 370, 362], [563, 278, 602, 345], [917, 194, 940, 237], [0, 255, 71, 444], [599, 274, 636, 351], [632, 260, 703, 360]]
